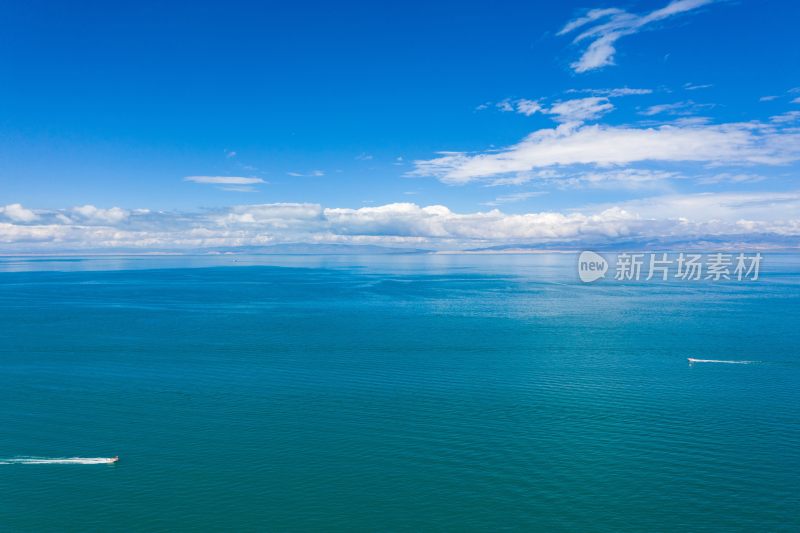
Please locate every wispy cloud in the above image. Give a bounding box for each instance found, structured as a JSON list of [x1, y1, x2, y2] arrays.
[[412, 121, 800, 185], [684, 82, 713, 91], [494, 96, 613, 122], [515, 99, 543, 116], [639, 100, 713, 116], [569, 87, 653, 97], [548, 97, 614, 122], [184, 176, 266, 192], [770, 111, 800, 124], [487, 168, 679, 190], [559, 0, 716, 73], [287, 170, 325, 177], [482, 191, 547, 206], [184, 176, 265, 185], [496, 98, 543, 116], [560, 169, 680, 189], [492, 90, 649, 123], [697, 172, 766, 185]]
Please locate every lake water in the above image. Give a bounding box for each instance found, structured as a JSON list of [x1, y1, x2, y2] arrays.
[[1, 253, 798, 531]]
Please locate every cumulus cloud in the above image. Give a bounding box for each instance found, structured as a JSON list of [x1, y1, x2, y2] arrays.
[[412, 121, 800, 184], [559, 0, 716, 73], [0, 203, 39, 223], [1, 194, 799, 251], [69, 205, 130, 224], [216, 203, 324, 226]]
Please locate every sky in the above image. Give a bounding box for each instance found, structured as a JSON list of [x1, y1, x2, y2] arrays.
[[1, 0, 799, 251]]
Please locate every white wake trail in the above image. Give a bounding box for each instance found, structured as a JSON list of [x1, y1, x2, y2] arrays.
[[688, 358, 758, 365], [1, 457, 117, 465]]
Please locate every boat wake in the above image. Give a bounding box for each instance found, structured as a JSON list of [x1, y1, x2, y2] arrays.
[[0, 456, 118, 465], [688, 358, 758, 365]]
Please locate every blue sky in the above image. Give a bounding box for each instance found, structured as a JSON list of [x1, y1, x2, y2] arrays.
[[1, 0, 799, 251]]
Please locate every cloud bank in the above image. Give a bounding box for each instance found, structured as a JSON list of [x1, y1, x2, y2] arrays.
[[2, 193, 800, 252]]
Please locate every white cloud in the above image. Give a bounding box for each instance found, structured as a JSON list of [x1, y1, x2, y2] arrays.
[[482, 191, 548, 206], [487, 168, 680, 190], [697, 172, 766, 185], [184, 176, 265, 185], [575, 87, 652, 97], [488, 169, 563, 187], [490, 96, 611, 122], [559, 0, 716, 73], [0, 203, 39, 222], [760, 95, 779, 102], [547, 97, 614, 123], [287, 170, 325, 177], [1, 195, 800, 251], [562, 169, 680, 189], [684, 82, 713, 91], [639, 100, 712, 116], [515, 99, 543, 116], [496, 99, 515, 112], [770, 111, 800, 124], [493, 90, 648, 123], [792, 97, 800, 104], [70, 205, 129, 224], [590, 191, 800, 223], [217, 203, 324, 226], [412, 121, 800, 184]]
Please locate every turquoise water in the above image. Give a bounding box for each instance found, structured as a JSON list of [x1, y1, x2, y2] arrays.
[[1, 254, 799, 531]]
